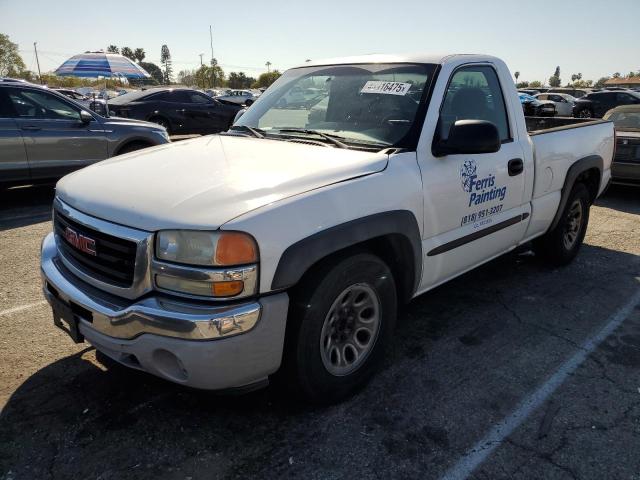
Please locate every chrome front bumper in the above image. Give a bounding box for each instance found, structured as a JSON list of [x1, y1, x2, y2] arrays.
[[41, 232, 289, 390]]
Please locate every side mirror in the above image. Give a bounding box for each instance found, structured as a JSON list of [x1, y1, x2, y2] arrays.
[[79, 110, 94, 124], [432, 120, 501, 157]]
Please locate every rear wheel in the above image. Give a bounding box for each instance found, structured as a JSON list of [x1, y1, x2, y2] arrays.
[[534, 183, 590, 265], [576, 108, 593, 119], [283, 253, 397, 404], [116, 141, 152, 155]]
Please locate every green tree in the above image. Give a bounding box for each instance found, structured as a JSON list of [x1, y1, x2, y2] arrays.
[[594, 77, 610, 88], [612, 72, 621, 78], [177, 69, 197, 87], [0, 33, 26, 77], [529, 80, 543, 88], [548, 66, 561, 87], [107, 45, 120, 54], [160, 45, 173, 84], [133, 48, 145, 63], [253, 70, 281, 88], [139, 61, 163, 84], [514, 71, 520, 82], [228, 71, 255, 89], [516, 80, 529, 88], [121, 47, 135, 61]]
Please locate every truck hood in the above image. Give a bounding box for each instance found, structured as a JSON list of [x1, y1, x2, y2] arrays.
[[56, 135, 388, 231]]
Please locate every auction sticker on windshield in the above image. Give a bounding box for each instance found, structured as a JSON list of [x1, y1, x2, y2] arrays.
[[360, 81, 412, 96]]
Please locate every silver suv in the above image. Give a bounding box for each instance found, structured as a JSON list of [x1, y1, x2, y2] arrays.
[[0, 81, 170, 187]]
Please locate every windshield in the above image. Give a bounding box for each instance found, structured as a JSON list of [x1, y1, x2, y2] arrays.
[[605, 110, 640, 130], [234, 63, 435, 148]]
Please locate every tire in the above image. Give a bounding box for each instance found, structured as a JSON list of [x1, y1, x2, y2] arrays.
[[149, 116, 171, 134], [117, 141, 151, 155], [576, 108, 593, 119], [534, 183, 591, 266], [282, 252, 397, 404]]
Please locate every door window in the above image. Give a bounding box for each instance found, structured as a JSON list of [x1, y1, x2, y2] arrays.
[[0, 90, 16, 117], [439, 65, 510, 142], [8, 89, 81, 120], [185, 92, 213, 104], [616, 93, 639, 104]]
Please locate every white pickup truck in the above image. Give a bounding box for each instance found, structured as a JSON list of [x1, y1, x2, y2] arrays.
[[41, 53, 614, 403]]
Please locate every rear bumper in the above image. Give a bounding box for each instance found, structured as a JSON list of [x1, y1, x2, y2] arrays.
[[41, 232, 289, 390], [611, 162, 640, 186]]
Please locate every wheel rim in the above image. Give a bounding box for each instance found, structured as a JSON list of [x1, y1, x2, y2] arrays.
[[578, 110, 591, 118], [319, 283, 381, 376], [562, 199, 583, 250]]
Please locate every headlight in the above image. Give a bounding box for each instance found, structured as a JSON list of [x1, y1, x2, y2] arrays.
[[154, 231, 259, 298], [156, 231, 258, 266]]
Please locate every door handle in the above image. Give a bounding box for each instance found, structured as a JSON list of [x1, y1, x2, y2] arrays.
[[508, 158, 524, 176], [21, 125, 42, 131]]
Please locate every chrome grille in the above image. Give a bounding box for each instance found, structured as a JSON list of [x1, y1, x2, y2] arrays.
[[54, 210, 137, 287], [52, 198, 153, 300]]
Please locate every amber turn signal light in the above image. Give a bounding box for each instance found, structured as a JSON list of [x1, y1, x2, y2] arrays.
[[212, 280, 244, 297], [215, 232, 258, 265]]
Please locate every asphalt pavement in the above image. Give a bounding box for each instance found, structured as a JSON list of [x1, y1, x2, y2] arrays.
[[0, 184, 639, 480]]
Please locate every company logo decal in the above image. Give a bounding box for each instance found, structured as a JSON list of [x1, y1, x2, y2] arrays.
[[459, 159, 507, 207]]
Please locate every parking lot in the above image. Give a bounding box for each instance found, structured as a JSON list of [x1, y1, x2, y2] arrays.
[[0, 184, 639, 480]]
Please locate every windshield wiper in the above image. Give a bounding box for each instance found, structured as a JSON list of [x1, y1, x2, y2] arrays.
[[230, 125, 265, 138], [274, 128, 349, 149]]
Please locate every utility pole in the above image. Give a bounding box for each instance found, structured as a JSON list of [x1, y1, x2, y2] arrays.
[[199, 53, 204, 66], [209, 25, 215, 87], [34, 42, 43, 84], [198, 53, 204, 89]]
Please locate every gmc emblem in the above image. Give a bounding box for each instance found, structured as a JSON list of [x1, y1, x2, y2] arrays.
[[64, 227, 97, 256]]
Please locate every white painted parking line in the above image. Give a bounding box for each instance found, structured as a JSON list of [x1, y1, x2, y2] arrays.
[[441, 286, 640, 480], [0, 301, 48, 317]]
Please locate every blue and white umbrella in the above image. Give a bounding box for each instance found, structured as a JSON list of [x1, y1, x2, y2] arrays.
[[54, 52, 150, 79]]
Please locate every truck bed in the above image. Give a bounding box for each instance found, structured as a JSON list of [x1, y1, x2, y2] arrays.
[[525, 116, 606, 135]]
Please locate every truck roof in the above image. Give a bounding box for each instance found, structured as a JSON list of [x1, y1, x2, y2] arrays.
[[298, 53, 500, 68]]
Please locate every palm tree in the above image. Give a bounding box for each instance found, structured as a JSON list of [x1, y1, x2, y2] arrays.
[[265, 61, 272, 73], [514, 71, 520, 83]]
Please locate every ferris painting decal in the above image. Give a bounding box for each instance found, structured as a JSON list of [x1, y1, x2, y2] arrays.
[[460, 159, 507, 207]]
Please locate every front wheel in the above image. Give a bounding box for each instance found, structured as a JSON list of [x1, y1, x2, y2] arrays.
[[534, 183, 591, 265], [283, 253, 397, 404]]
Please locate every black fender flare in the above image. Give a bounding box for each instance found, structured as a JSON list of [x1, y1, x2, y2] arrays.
[[548, 154, 602, 232], [271, 210, 422, 294]]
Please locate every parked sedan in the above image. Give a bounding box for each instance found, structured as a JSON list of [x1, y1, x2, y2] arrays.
[[534, 92, 575, 116], [108, 87, 242, 135], [603, 105, 640, 186], [215, 90, 258, 106], [518, 93, 556, 117], [0, 82, 169, 188], [573, 90, 640, 118]]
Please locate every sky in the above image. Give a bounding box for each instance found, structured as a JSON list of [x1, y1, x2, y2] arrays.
[[1, 0, 638, 83]]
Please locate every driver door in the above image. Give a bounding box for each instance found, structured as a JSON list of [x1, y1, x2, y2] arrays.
[[7, 87, 107, 179], [417, 64, 529, 290]]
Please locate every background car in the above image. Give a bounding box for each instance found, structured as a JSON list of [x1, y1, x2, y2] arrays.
[[546, 87, 591, 98], [603, 105, 640, 186], [573, 90, 640, 118], [518, 93, 556, 117], [107, 87, 242, 134], [0, 82, 169, 187], [54, 88, 109, 116], [534, 92, 575, 116], [215, 89, 258, 106]]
